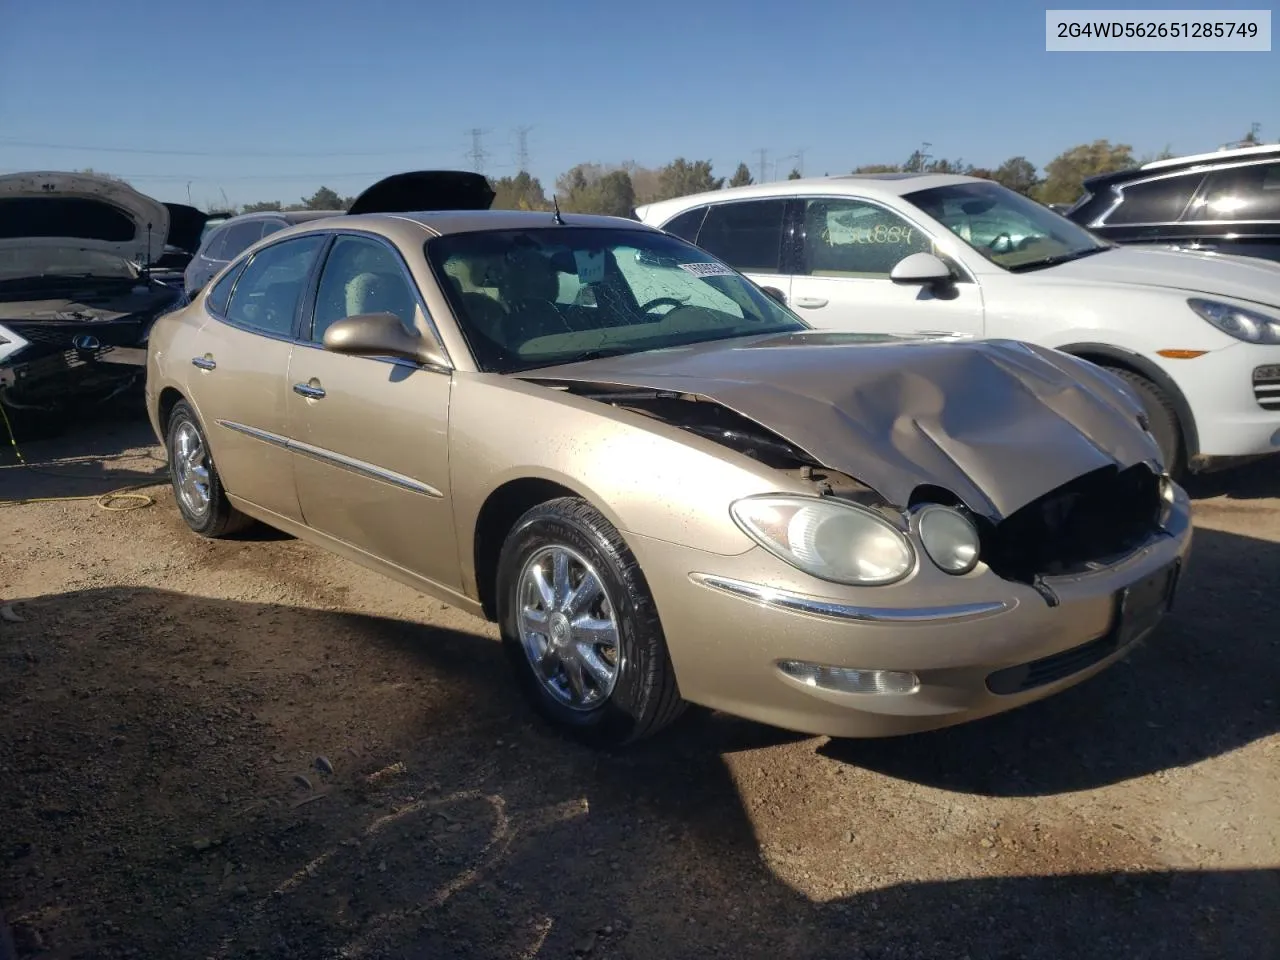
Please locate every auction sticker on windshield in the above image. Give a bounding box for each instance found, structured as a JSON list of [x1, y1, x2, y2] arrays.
[[679, 262, 737, 278]]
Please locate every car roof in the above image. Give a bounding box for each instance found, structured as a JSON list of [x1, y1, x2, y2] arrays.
[[261, 208, 662, 239], [1139, 142, 1280, 172], [1084, 143, 1280, 189], [395, 209, 661, 235], [635, 173, 981, 220]]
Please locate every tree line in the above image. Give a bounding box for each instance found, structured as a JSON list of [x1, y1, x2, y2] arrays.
[[82, 129, 1269, 218]]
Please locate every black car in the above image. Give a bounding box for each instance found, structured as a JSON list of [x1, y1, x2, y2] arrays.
[[0, 171, 188, 432], [1066, 144, 1280, 263]]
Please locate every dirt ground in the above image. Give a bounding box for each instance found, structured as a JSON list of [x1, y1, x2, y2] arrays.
[[1, 410, 1277, 960]]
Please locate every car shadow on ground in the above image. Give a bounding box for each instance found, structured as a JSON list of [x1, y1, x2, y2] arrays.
[[2, 573, 1277, 958], [1184, 457, 1280, 501], [821, 524, 1279, 795]]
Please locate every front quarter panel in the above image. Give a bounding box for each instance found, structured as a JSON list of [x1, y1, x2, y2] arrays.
[[447, 372, 813, 597]]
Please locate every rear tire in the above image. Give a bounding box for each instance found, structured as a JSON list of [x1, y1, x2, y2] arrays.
[[1104, 367, 1185, 479], [496, 497, 686, 747], [165, 400, 251, 538]]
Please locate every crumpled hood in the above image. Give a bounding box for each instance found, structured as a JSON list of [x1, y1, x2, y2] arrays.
[[1040, 245, 1280, 308], [523, 331, 1162, 520], [0, 171, 170, 265]]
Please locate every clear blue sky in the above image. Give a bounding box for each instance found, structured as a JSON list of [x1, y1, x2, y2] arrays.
[[1, 0, 1275, 209]]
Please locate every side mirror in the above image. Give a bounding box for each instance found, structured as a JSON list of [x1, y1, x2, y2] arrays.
[[322, 312, 448, 368], [761, 285, 788, 305], [889, 252, 954, 286]]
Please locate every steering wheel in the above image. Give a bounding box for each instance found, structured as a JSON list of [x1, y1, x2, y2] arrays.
[[988, 232, 1014, 254], [637, 296, 686, 314]]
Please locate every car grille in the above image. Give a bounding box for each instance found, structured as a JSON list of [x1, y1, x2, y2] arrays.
[[985, 630, 1121, 695], [5, 320, 142, 350], [978, 463, 1162, 584], [1253, 364, 1280, 411]]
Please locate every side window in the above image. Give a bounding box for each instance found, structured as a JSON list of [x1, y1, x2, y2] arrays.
[[310, 235, 418, 342], [1188, 162, 1280, 221], [1106, 174, 1203, 225], [206, 259, 247, 315], [218, 221, 267, 261], [696, 200, 786, 273], [259, 220, 287, 239], [662, 206, 708, 243], [200, 226, 230, 260], [801, 198, 931, 278], [223, 235, 324, 337]]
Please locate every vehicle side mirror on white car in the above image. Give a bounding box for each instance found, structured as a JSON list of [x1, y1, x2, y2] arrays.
[[889, 252, 954, 286]]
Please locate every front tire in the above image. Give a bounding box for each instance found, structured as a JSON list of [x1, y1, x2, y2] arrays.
[[1104, 367, 1185, 479], [495, 497, 686, 747], [165, 400, 251, 537]]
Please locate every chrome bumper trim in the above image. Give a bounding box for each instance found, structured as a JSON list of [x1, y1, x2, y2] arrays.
[[689, 573, 1013, 624]]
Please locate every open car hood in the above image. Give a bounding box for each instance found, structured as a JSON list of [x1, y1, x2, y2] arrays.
[[522, 332, 1162, 520], [346, 170, 495, 216], [162, 203, 209, 255], [0, 171, 171, 264]]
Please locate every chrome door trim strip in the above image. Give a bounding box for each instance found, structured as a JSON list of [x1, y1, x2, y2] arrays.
[[689, 573, 1013, 623], [216, 419, 290, 449], [215, 420, 443, 498]]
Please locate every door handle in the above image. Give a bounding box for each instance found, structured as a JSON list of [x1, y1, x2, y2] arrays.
[[293, 382, 326, 399], [191, 356, 216, 370], [793, 297, 829, 309]]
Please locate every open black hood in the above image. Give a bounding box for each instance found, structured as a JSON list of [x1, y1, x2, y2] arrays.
[[162, 203, 209, 254], [346, 170, 495, 216]]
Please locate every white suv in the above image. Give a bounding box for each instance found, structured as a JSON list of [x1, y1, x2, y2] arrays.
[[636, 174, 1280, 478]]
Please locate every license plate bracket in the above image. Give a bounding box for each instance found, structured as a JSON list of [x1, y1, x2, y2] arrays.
[[1116, 560, 1180, 648]]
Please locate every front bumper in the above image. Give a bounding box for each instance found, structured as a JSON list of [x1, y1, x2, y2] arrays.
[[626, 485, 1194, 738], [1162, 342, 1280, 460]]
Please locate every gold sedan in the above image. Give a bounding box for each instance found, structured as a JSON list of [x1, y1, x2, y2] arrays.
[[145, 172, 1192, 746]]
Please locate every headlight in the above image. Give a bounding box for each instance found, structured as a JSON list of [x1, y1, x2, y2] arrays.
[[730, 495, 914, 585], [0, 324, 30, 364], [916, 505, 981, 575], [1188, 298, 1280, 344]]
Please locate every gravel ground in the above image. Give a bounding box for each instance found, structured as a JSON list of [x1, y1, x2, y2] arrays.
[[1, 411, 1277, 960]]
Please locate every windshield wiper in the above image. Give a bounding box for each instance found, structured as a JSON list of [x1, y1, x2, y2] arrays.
[[1005, 246, 1110, 273]]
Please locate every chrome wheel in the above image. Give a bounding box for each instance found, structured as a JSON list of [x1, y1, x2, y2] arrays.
[[516, 544, 621, 711], [172, 420, 211, 518]]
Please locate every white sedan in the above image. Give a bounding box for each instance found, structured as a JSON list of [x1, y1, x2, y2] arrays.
[[637, 174, 1280, 477]]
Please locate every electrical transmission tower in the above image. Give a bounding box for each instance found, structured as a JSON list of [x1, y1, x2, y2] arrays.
[[513, 125, 534, 173], [753, 147, 769, 182], [467, 128, 491, 174]]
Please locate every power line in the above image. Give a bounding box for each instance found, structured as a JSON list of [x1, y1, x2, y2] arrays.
[[0, 137, 456, 159], [514, 125, 534, 173], [467, 128, 491, 174], [753, 147, 769, 183]]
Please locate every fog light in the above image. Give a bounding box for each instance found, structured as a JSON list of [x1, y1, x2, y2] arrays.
[[777, 660, 920, 695]]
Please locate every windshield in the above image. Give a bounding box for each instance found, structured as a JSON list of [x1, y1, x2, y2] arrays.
[[426, 226, 806, 373], [0, 246, 138, 284], [905, 181, 1109, 271]]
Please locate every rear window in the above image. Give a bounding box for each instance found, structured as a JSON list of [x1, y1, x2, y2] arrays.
[[695, 200, 787, 274], [1105, 173, 1204, 225]]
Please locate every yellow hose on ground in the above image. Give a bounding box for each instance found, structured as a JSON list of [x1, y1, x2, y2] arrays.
[[0, 401, 160, 511]]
